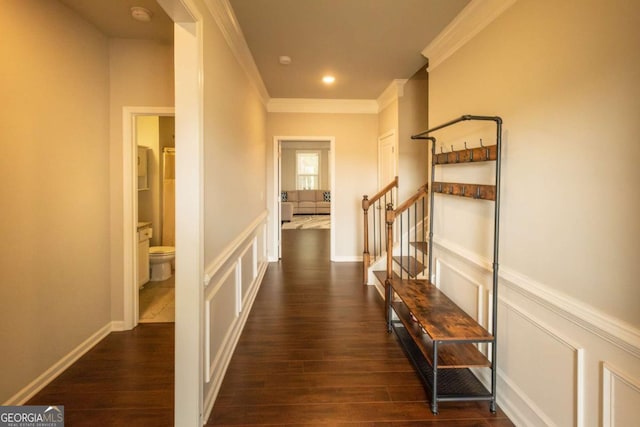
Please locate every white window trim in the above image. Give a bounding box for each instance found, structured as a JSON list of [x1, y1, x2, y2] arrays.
[[295, 149, 322, 190]]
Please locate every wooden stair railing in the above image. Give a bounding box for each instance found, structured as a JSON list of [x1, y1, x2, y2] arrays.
[[384, 183, 429, 295], [361, 176, 398, 284]]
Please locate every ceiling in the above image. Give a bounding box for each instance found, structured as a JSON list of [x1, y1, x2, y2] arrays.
[[57, 0, 470, 100], [58, 0, 174, 43]]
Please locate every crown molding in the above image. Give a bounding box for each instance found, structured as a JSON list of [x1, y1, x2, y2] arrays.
[[267, 98, 378, 114], [422, 0, 517, 71], [204, 0, 270, 104], [376, 79, 408, 112]]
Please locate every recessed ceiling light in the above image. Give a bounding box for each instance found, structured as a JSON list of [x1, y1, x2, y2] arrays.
[[131, 6, 153, 22], [322, 75, 335, 84], [279, 56, 292, 65]]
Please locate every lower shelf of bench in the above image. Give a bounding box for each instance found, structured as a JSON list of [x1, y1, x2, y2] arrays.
[[392, 321, 492, 401], [391, 301, 491, 368]]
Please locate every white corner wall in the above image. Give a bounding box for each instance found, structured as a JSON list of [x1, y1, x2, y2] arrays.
[[171, 0, 270, 424], [0, 1, 111, 403], [427, 0, 640, 425]]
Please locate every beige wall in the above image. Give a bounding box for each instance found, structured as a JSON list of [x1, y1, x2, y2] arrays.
[[199, 7, 268, 264], [267, 113, 378, 259], [378, 100, 398, 136], [109, 39, 174, 320], [430, 0, 639, 327], [281, 142, 330, 190], [0, 1, 111, 402], [398, 68, 429, 201], [376, 70, 430, 202], [428, 0, 640, 423]]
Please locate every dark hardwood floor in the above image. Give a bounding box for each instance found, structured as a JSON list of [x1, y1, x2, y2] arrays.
[[27, 229, 514, 426], [27, 323, 174, 426], [208, 229, 514, 426]]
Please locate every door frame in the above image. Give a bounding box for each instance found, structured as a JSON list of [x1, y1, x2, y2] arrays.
[[272, 136, 336, 260], [122, 107, 175, 330]]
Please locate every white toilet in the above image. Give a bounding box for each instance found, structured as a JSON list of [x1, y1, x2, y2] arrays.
[[149, 246, 175, 281]]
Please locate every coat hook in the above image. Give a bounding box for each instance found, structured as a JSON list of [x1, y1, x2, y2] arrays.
[[461, 185, 466, 196], [479, 138, 484, 147], [475, 186, 481, 199], [464, 141, 468, 150], [439, 183, 443, 192]]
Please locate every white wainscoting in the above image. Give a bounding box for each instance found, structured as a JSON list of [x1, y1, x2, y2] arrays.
[[202, 214, 269, 421], [602, 363, 640, 427], [431, 237, 640, 427]]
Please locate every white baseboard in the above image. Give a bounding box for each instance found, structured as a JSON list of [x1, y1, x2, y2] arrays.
[[4, 322, 114, 405], [332, 255, 362, 262], [110, 320, 127, 332]]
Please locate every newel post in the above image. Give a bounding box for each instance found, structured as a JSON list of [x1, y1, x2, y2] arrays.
[[385, 203, 395, 330], [362, 195, 370, 284]]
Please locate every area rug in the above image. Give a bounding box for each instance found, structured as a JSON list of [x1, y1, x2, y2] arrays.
[[282, 215, 331, 229]]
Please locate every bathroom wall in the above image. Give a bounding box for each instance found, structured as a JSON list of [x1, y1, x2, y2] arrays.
[[136, 116, 175, 247], [158, 116, 175, 246], [0, 0, 111, 403], [137, 116, 160, 245]]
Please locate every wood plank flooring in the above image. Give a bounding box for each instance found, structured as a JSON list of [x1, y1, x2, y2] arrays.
[[27, 323, 174, 426], [208, 229, 514, 426], [26, 229, 514, 426]]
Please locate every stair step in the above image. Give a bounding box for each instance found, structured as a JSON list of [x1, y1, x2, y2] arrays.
[[373, 270, 400, 284], [409, 241, 429, 253], [393, 256, 426, 277]]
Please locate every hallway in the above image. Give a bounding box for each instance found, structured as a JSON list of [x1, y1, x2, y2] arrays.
[[208, 229, 513, 425], [27, 229, 512, 425]]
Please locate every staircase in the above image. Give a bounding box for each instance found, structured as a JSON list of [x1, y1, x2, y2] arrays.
[[363, 183, 430, 293]]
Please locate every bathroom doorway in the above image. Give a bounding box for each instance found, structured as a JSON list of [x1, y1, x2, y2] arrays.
[[136, 116, 176, 323], [122, 107, 175, 328]]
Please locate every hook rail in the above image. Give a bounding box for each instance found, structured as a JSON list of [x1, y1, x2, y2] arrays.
[[432, 181, 496, 201], [434, 144, 497, 165]]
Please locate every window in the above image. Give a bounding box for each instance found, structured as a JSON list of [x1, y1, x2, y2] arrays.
[[296, 151, 320, 190]]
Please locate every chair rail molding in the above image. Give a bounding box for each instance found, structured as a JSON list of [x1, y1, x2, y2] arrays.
[[431, 235, 640, 358]]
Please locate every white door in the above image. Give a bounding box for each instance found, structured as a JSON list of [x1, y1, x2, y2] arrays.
[[378, 130, 397, 189], [378, 131, 398, 243]]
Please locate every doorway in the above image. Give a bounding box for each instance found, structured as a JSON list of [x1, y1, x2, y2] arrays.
[[136, 116, 176, 323], [122, 107, 174, 328], [273, 136, 336, 260]]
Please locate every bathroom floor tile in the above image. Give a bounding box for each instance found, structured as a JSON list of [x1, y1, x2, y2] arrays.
[[139, 276, 175, 323]]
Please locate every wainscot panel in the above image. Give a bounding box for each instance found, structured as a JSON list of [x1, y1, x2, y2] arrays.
[[202, 212, 269, 421], [431, 237, 640, 426], [602, 362, 640, 426]]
